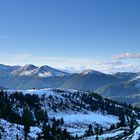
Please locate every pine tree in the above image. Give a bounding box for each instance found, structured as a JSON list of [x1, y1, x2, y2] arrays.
[[95, 135, 99, 140], [110, 124, 116, 130], [95, 125, 99, 135], [22, 108, 34, 138], [60, 118, 64, 125], [0, 133, 1, 139], [42, 122, 51, 140], [86, 124, 94, 136], [16, 134, 19, 140], [117, 115, 126, 127], [37, 134, 41, 140]]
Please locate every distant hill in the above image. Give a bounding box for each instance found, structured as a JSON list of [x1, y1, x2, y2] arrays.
[[61, 70, 120, 91], [96, 72, 140, 106], [0, 64, 70, 89], [1, 64, 140, 106], [113, 72, 137, 82], [0, 65, 120, 90]]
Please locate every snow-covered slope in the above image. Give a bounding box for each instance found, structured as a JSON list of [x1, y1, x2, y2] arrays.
[[11, 64, 69, 77], [0, 64, 20, 72], [8, 88, 120, 136], [0, 119, 41, 140], [84, 129, 125, 140], [0, 64, 70, 89], [1, 88, 140, 139], [54, 112, 119, 136]]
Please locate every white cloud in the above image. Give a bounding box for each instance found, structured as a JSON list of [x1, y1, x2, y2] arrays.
[[113, 52, 140, 60], [93, 61, 140, 74], [1, 53, 140, 74]]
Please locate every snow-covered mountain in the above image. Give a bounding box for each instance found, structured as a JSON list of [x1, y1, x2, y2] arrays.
[[0, 88, 140, 139], [11, 64, 69, 77], [0, 64, 120, 90], [0, 64, 69, 77], [0, 64, 70, 89], [0, 64, 20, 75], [0, 64, 19, 71], [2, 64, 140, 106]]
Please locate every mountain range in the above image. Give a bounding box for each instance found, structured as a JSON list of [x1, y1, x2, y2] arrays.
[[0, 64, 69, 90], [1, 64, 140, 105]]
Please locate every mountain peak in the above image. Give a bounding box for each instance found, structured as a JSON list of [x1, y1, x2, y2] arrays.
[[40, 65, 54, 71], [81, 69, 104, 75], [22, 64, 37, 70], [40, 65, 69, 77], [10, 64, 69, 77]]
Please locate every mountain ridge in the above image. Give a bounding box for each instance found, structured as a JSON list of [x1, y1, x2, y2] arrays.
[[1, 64, 140, 106]]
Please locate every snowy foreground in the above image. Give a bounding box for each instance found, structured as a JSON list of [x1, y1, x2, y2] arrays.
[[84, 130, 125, 140], [1, 118, 140, 140], [5, 89, 119, 136], [1, 88, 140, 140], [125, 126, 140, 140], [0, 119, 41, 140], [54, 112, 118, 136]]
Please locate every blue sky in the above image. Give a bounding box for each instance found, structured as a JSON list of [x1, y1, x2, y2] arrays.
[[0, 0, 140, 73]]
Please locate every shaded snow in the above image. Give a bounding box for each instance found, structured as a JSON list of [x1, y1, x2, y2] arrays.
[[85, 130, 124, 140], [126, 126, 140, 140], [6, 88, 62, 97], [3, 88, 122, 138], [131, 75, 140, 82], [53, 112, 119, 136], [0, 119, 41, 140], [11, 64, 68, 77], [131, 126, 140, 140], [55, 112, 118, 127]]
